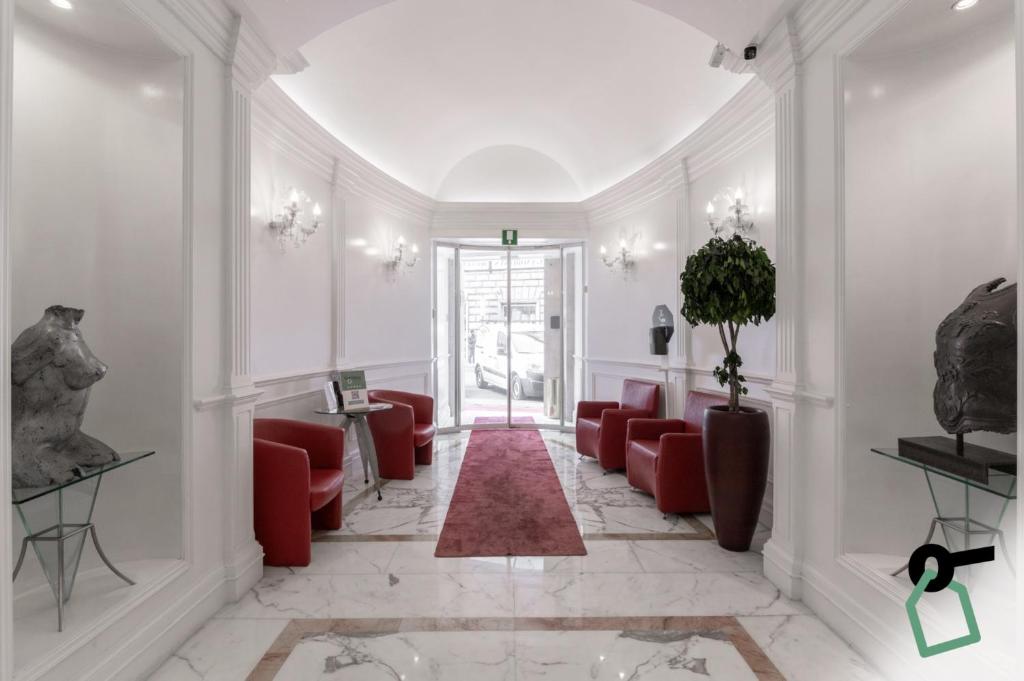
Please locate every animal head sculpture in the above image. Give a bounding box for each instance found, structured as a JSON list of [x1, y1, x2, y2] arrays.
[[12, 305, 107, 391], [933, 278, 1017, 435]]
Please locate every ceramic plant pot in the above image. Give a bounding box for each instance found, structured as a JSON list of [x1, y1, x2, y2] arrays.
[[702, 405, 770, 552]]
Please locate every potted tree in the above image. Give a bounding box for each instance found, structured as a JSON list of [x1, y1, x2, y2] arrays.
[[680, 233, 776, 551]]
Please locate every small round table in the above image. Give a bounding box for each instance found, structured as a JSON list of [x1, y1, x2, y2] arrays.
[[316, 402, 392, 501]]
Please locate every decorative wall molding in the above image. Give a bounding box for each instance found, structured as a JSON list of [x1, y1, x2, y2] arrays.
[[430, 202, 589, 235], [792, 0, 872, 64], [252, 359, 434, 411], [0, 0, 14, 675], [161, 0, 235, 63], [583, 80, 774, 225], [252, 82, 435, 223]]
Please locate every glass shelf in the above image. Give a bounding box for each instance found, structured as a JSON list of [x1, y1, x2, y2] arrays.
[[12, 451, 155, 505], [871, 448, 1016, 499]]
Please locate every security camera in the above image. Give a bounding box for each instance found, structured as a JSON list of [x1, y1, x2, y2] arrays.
[[708, 42, 727, 68], [744, 44, 758, 60]]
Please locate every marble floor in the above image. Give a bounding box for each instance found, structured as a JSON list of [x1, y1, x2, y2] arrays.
[[150, 430, 884, 680]]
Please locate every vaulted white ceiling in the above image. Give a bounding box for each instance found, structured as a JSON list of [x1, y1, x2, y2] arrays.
[[248, 0, 782, 201]]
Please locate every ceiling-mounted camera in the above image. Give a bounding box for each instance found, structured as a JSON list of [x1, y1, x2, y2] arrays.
[[744, 44, 758, 60]]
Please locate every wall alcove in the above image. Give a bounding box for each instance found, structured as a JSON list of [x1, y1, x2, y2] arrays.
[[9, 0, 186, 674], [839, 0, 1017, 670]]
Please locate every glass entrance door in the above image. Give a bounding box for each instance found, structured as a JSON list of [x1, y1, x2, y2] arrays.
[[434, 242, 583, 430]]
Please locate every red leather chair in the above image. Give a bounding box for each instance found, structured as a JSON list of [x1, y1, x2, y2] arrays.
[[253, 418, 345, 567], [366, 390, 435, 480], [624, 391, 727, 514], [576, 379, 660, 470]]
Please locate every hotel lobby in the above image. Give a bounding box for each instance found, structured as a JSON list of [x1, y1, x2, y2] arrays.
[[0, 0, 1021, 680]]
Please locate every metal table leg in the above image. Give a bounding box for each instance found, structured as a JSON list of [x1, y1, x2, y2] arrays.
[[352, 415, 382, 501], [12, 522, 133, 631]]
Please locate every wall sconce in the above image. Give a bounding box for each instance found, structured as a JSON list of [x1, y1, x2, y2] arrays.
[[706, 187, 753, 237], [599, 239, 635, 273], [386, 235, 419, 271], [269, 187, 322, 251]]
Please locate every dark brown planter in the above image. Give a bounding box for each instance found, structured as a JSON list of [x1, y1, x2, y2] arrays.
[[703, 405, 770, 552]]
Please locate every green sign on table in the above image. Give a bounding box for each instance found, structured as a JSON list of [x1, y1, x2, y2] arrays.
[[501, 229, 518, 246]]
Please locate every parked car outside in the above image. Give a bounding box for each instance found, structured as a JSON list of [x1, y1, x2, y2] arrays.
[[473, 326, 545, 400]]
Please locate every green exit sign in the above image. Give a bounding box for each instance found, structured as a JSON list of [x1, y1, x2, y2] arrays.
[[501, 229, 518, 246]]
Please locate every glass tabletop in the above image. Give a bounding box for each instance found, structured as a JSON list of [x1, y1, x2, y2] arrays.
[[871, 448, 1017, 499], [316, 403, 393, 416], [12, 451, 156, 505]]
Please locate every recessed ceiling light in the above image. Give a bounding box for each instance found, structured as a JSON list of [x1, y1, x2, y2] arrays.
[[951, 0, 979, 11], [49, 0, 73, 10]]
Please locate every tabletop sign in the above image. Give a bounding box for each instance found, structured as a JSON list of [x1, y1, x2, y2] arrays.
[[338, 370, 369, 411], [501, 229, 518, 246]]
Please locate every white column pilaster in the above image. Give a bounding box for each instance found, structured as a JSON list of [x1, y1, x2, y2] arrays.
[[0, 0, 15, 674], [759, 16, 804, 599], [222, 14, 276, 600], [330, 158, 346, 368]]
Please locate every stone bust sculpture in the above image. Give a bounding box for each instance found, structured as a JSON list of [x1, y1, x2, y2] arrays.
[[12, 306, 119, 488], [933, 278, 1017, 436]]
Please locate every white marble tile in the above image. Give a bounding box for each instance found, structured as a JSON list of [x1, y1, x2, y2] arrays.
[[630, 540, 763, 574], [512, 572, 807, 618], [147, 618, 286, 681], [515, 629, 759, 680], [510, 541, 644, 574], [218, 572, 515, 619], [274, 631, 515, 680], [740, 615, 885, 681], [388, 541, 513, 574], [264, 542, 398, 576]]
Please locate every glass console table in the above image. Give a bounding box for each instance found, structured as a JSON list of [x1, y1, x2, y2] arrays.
[[871, 447, 1016, 577], [12, 450, 154, 631]]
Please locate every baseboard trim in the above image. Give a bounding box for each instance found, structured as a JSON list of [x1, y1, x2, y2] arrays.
[[90, 566, 231, 681], [223, 541, 264, 602], [762, 538, 801, 599]]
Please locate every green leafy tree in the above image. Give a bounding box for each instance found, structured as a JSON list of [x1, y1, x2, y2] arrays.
[[680, 234, 776, 412]]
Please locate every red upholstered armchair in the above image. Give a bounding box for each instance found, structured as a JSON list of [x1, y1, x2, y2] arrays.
[[624, 391, 727, 514], [575, 379, 661, 470], [366, 390, 436, 480], [253, 418, 345, 567]]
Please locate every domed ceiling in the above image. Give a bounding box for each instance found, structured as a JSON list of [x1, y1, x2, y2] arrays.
[[265, 0, 772, 201]]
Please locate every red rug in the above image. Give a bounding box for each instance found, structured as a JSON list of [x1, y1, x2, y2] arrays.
[[435, 423, 587, 557]]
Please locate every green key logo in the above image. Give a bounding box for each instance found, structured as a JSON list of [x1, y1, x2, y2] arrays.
[[904, 544, 992, 657], [905, 569, 980, 657]]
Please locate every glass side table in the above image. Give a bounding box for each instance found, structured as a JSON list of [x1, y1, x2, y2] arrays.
[[12, 450, 155, 631], [871, 447, 1016, 577]]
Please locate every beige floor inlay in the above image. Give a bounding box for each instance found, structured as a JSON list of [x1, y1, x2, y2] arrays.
[[248, 616, 784, 681]]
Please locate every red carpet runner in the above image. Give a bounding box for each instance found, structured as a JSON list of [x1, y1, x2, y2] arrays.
[[435, 425, 587, 557]]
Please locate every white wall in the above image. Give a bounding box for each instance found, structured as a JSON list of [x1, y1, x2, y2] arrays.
[[688, 134, 776, 384], [11, 12, 184, 589], [583, 83, 777, 419], [251, 133, 334, 378], [843, 16, 1017, 557], [773, 0, 1020, 679], [343, 195, 431, 366]]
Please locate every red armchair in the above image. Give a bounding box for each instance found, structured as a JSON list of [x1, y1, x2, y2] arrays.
[[366, 389, 435, 480], [253, 418, 345, 567], [576, 379, 661, 470], [624, 391, 727, 514]]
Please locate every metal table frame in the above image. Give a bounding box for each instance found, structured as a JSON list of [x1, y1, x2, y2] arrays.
[[316, 403, 392, 501], [871, 448, 1016, 578], [12, 450, 153, 631]]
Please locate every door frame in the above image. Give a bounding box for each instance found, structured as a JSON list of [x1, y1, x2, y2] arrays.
[[432, 240, 585, 433]]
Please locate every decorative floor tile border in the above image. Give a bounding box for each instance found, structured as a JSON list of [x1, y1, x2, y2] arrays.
[[247, 616, 784, 681]]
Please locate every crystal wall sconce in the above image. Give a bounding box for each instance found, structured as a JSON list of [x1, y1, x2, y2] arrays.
[[386, 236, 419, 271], [269, 187, 322, 251], [599, 239, 635, 273], [706, 187, 754, 237]]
